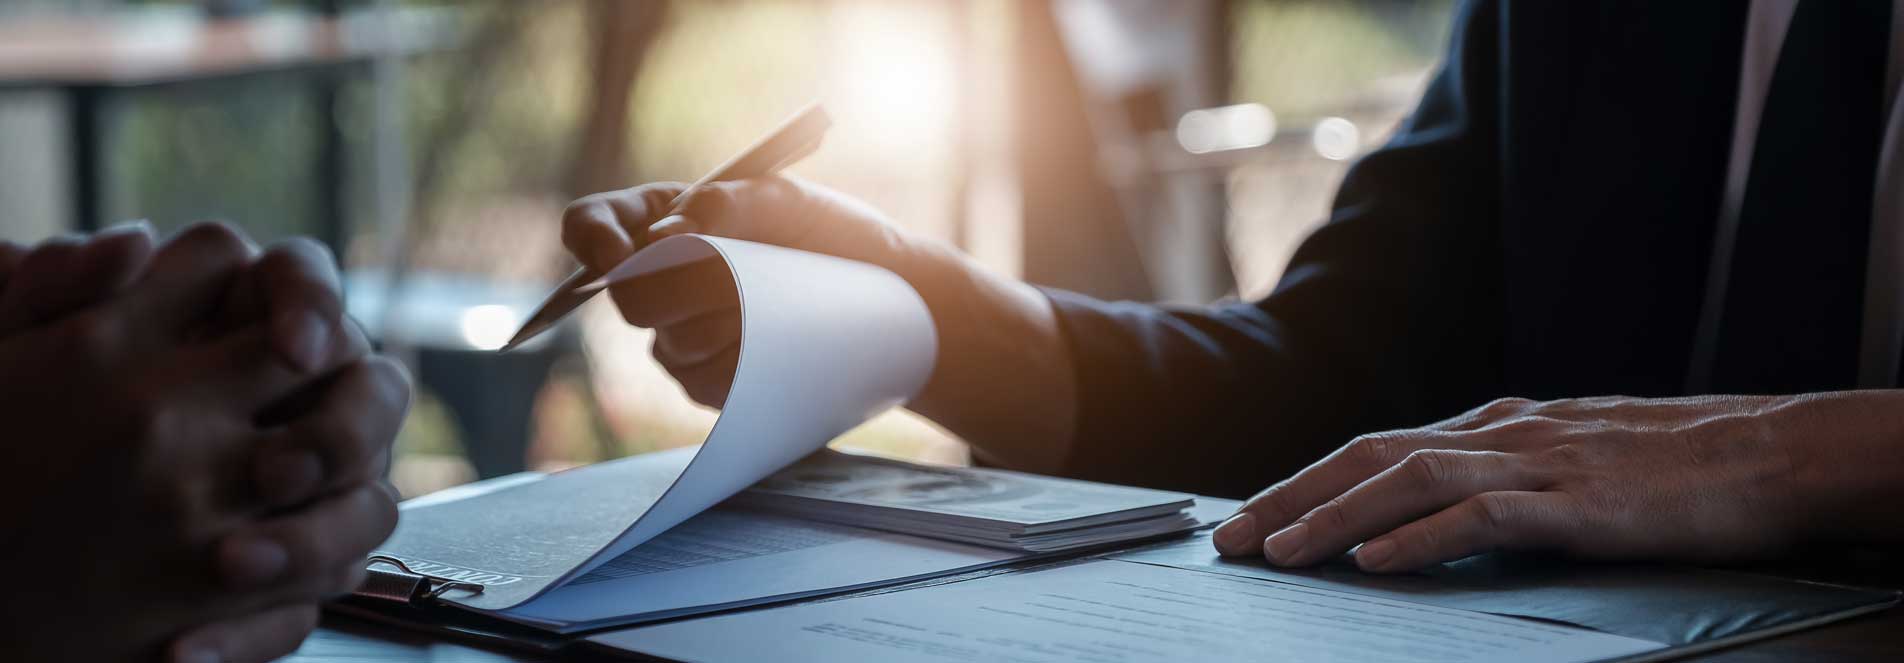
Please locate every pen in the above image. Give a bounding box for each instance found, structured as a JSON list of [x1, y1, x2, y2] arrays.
[[499, 103, 831, 352]]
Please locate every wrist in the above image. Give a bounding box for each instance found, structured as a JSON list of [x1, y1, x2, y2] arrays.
[[1775, 390, 1904, 546], [901, 241, 1078, 473]]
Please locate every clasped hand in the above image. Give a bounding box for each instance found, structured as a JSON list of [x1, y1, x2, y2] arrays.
[[0, 223, 410, 662]]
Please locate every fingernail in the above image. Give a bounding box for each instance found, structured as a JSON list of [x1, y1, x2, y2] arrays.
[[257, 450, 323, 506], [221, 536, 288, 586], [175, 646, 221, 663], [1213, 513, 1257, 554], [1264, 522, 1309, 564], [276, 309, 329, 372], [648, 214, 697, 240], [1356, 540, 1395, 571]]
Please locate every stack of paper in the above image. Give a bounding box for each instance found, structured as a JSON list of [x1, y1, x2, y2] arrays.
[[731, 450, 1199, 552]]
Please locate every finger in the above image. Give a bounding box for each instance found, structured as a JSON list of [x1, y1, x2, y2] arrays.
[[606, 257, 738, 329], [562, 183, 689, 271], [1354, 491, 1585, 573], [216, 480, 398, 593], [662, 177, 824, 248], [168, 603, 320, 663], [1214, 429, 1449, 556], [0, 240, 23, 278], [251, 356, 411, 508], [0, 241, 22, 297], [117, 222, 259, 341], [0, 235, 81, 333], [662, 175, 907, 268], [243, 238, 353, 373], [183, 318, 371, 418], [0, 222, 156, 335], [1260, 450, 1543, 567], [658, 343, 739, 409], [652, 309, 743, 368]]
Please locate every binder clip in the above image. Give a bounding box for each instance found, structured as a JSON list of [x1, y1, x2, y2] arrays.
[[358, 555, 486, 605]]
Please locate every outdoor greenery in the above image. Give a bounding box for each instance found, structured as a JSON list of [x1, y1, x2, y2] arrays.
[[58, 0, 1457, 494]]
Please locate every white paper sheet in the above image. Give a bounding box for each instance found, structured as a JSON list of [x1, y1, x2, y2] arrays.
[[371, 235, 937, 611], [560, 235, 938, 586], [595, 559, 1665, 663]]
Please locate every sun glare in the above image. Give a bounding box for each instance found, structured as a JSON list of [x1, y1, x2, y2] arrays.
[[827, 5, 957, 151]]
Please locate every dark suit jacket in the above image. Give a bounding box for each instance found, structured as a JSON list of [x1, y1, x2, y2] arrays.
[[1045, 1, 1786, 498]]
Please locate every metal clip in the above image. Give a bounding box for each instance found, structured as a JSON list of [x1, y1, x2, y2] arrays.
[[361, 555, 486, 603]]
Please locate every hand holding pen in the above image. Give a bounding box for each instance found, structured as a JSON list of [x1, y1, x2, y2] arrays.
[[504, 103, 832, 351]]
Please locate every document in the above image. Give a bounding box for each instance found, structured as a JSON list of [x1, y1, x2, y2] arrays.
[[595, 559, 1664, 663], [741, 450, 1192, 530], [729, 450, 1200, 551], [1112, 532, 1904, 647], [374, 234, 939, 611], [498, 507, 1022, 632]]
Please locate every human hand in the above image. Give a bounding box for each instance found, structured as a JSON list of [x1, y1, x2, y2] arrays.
[[1210, 394, 1857, 573], [559, 177, 955, 407], [561, 178, 1077, 471], [168, 235, 411, 663], [0, 223, 409, 662]]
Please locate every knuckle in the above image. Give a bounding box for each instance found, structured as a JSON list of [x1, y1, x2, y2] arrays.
[[681, 183, 738, 221], [1347, 432, 1405, 468], [324, 422, 377, 481], [1407, 523, 1442, 558], [1469, 493, 1516, 531], [56, 308, 123, 357], [1481, 397, 1535, 418], [264, 236, 337, 271], [561, 198, 611, 236], [1262, 486, 1303, 523], [327, 316, 373, 365], [260, 245, 341, 298], [170, 221, 253, 257], [563, 194, 610, 219], [119, 389, 177, 449], [1401, 449, 1455, 486], [23, 234, 83, 264], [366, 355, 415, 414], [1313, 498, 1354, 530], [1539, 441, 1591, 468]]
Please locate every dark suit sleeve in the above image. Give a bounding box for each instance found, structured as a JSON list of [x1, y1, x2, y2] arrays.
[[1042, 0, 1507, 498]]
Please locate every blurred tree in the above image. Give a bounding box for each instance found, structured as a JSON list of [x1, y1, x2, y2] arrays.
[[568, 0, 670, 199]]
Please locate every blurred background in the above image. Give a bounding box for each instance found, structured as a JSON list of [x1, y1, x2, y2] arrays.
[[0, 0, 1454, 498]]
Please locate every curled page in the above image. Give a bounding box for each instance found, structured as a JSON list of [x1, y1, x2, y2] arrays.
[[373, 235, 937, 611]]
